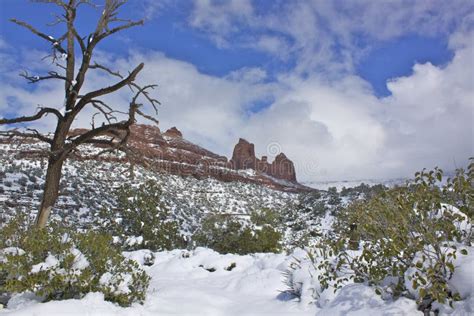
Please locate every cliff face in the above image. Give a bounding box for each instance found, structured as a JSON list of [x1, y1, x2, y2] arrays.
[[163, 127, 183, 138], [230, 138, 297, 182], [230, 138, 256, 170]]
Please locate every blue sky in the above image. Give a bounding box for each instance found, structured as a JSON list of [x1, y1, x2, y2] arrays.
[[0, 0, 456, 96], [0, 0, 472, 181]]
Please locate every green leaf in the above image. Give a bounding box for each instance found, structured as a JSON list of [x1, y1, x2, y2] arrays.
[[419, 288, 426, 299]]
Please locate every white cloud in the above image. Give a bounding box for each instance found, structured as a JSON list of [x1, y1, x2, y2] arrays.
[[226, 67, 267, 83], [189, 0, 253, 47], [0, 37, 7, 49], [188, 0, 473, 73], [246, 35, 291, 59]]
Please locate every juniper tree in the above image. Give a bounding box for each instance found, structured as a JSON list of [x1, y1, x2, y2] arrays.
[[0, 0, 159, 228]]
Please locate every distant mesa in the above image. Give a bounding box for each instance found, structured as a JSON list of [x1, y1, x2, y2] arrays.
[[126, 126, 299, 187], [230, 138, 297, 182], [3, 123, 306, 192]]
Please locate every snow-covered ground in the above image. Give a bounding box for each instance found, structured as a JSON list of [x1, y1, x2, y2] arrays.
[[0, 248, 404, 316], [2, 247, 472, 316], [303, 174, 456, 191], [303, 178, 407, 191], [1, 143, 472, 316]]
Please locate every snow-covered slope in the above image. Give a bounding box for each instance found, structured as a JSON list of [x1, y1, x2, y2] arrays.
[[0, 248, 415, 316], [0, 147, 292, 233], [4, 247, 472, 316], [2, 140, 471, 315], [303, 178, 407, 191]]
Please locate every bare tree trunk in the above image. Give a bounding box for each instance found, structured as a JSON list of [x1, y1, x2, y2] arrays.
[[3, 0, 157, 228], [35, 157, 64, 228], [129, 161, 135, 180]]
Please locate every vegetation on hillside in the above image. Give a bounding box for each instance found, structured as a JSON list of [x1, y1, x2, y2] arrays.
[[284, 160, 473, 314]]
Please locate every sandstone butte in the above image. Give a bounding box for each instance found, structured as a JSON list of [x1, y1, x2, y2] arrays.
[[4, 124, 310, 192]]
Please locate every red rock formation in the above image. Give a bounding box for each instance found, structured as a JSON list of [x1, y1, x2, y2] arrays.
[[3, 124, 307, 192], [230, 138, 257, 170], [230, 138, 297, 183], [130, 124, 166, 146], [270, 153, 296, 182], [163, 127, 182, 138]]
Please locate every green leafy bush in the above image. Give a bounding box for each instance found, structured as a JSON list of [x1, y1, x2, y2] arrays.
[[0, 214, 150, 307], [327, 187, 342, 206], [96, 180, 186, 251], [193, 208, 282, 254], [316, 162, 473, 312], [442, 162, 474, 220]]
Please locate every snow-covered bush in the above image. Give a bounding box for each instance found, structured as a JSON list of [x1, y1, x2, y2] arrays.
[[281, 249, 322, 305], [316, 163, 473, 313], [96, 180, 186, 251], [193, 209, 282, 254], [0, 214, 150, 307]]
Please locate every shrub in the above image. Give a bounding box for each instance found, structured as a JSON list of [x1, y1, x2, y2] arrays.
[[281, 249, 323, 305], [0, 214, 150, 307], [297, 192, 327, 217], [250, 207, 282, 227], [442, 163, 474, 220], [96, 180, 186, 251], [17, 177, 28, 187], [316, 162, 473, 312], [193, 209, 282, 254]]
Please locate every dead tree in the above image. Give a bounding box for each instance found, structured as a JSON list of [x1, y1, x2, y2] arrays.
[[0, 0, 159, 228]]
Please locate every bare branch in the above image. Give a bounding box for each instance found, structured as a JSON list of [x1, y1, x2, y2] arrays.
[[90, 128, 131, 159], [0, 129, 53, 144], [131, 83, 161, 109], [74, 62, 144, 112], [91, 0, 143, 43], [89, 99, 117, 113], [136, 108, 159, 125], [98, 20, 144, 40], [47, 13, 67, 27], [66, 101, 138, 153], [89, 62, 123, 78], [73, 125, 139, 161], [0, 107, 62, 125], [67, 120, 128, 150], [20, 70, 69, 84], [77, 0, 97, 8], [31, 0, 67, 9], [90, 100, 119, 124], [26, 128, 54, 144], [10, 19, 67, 54]]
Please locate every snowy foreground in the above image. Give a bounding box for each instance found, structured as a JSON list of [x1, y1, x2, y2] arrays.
[[1, 248, 473, 316]]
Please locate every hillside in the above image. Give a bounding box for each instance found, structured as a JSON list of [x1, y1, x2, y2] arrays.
[[1, 139, 473, 316], [0, 134, 383, 249]]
